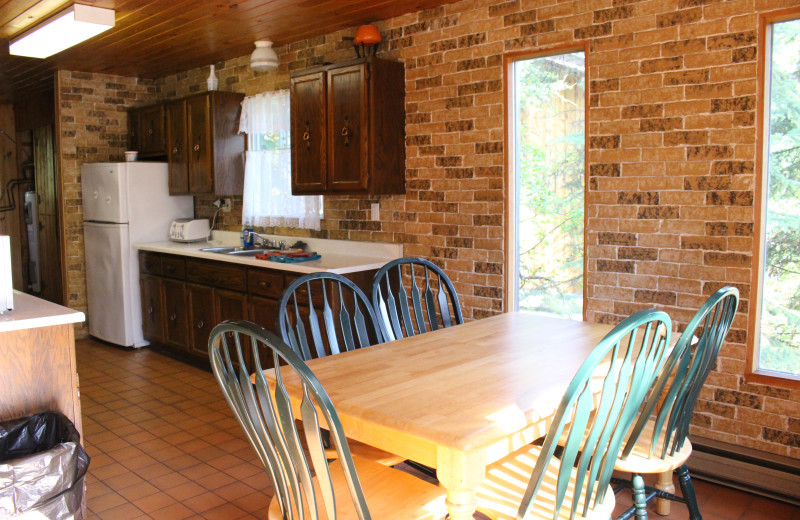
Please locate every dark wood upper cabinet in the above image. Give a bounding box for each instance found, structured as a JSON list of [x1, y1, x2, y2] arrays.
[[168, 91, 245, 196], [128, 104, 166, 158], [291, 57, 405, 195], [129, 91, 245, 196]]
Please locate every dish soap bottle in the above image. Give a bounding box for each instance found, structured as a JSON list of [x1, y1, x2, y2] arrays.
[[207, 65, 218, 91]]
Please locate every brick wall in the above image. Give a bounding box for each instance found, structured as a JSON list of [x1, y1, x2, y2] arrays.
[[57, 71, 158, 330], [60, 0, 800, 457]]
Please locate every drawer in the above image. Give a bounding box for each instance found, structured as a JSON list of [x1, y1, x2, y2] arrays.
[[249, 269, 284, 299], [139, 252, 162, 275], [283, 274, 326, 307], [162, 256, 186, 279], [186, 258, 246, 291]]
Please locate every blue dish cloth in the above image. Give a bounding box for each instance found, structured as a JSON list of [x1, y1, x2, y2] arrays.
[[269, 253, 322, 263]]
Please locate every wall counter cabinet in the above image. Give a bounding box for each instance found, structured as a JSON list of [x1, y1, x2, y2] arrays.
[[0, 292, 85, 436]]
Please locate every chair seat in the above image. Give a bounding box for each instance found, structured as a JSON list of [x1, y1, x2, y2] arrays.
[[477, 444, 615, 520], [615, 418, 692, 474], [268, 455, 445, 520]]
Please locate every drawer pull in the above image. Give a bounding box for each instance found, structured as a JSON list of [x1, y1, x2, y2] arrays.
[[257, 280, 272, 288], [196, 320, 205, 329], [166, 265, 176, 273]]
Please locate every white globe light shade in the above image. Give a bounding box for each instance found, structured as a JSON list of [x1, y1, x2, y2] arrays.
[[251, 40, 278, 72]]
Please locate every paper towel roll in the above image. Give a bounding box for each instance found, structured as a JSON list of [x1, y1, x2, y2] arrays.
[[0, 236, 14, 311]]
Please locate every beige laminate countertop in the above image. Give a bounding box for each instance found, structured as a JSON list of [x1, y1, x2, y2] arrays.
[[134, 232, 403, 275], [0, 291, 85, 333]]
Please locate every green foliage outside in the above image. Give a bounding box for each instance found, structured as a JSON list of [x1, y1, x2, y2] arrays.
[[515, 53, 585, 319], [761, 19, 800, 375]]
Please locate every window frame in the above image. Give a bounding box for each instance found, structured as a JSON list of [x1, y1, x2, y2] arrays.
[[747, 6, 800, 389], [503, 43, 590, 319]]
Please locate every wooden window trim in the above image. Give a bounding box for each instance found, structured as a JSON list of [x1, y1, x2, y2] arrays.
[[747, 6, 800, 390], [502, 42, 590, 318]]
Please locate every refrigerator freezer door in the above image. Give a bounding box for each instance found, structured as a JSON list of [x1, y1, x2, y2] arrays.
[[84, 222, 144, 347], [81, 163, 129, 223]]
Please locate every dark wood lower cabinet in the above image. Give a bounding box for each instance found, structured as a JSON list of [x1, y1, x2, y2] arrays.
[[138, 251, 375, 367], [140, 274, 163, 343]]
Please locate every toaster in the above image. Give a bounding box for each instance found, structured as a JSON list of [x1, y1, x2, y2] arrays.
[[169, 218, 210, 242]]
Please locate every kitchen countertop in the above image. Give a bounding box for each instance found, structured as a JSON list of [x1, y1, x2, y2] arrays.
[[134, 231, 403, 275], [0, 291, 85, 333]]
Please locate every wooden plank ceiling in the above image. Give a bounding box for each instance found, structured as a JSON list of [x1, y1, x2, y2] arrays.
[[0, 0, 457, 103]]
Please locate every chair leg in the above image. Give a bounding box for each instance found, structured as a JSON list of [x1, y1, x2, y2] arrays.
[[676, 463, 702, 520], [632, 473, 649, 520], [655, 470, 675, 515]]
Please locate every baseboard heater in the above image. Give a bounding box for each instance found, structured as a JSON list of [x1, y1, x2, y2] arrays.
[[688, 437, 800, 506]]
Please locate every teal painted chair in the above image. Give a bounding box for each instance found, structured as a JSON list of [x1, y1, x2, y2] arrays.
[[613, 287, 739, 520], [278, 272, 384, 361], [477, 309, 672, 520], [208, 320, 444, 519], [371, 257, 463, 342], [276, 272, 403, 467]]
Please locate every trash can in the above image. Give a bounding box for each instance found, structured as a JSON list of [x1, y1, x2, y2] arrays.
[[0, 412, 90, 519]]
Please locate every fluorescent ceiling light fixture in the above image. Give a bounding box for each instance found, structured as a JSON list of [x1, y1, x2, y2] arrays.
[[9, 4, 115, 59]]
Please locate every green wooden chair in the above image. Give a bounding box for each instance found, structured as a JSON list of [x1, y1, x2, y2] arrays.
[[477, 309, 672, 520], [371, 257, 463, 342], [278, 272, 384, 361], [613, 286, 739, 520], [208, 320, 444, 519], [276, 272, 402, 466]]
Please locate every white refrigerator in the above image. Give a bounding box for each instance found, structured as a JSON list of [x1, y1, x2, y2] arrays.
[[82, 162, 194, 347]]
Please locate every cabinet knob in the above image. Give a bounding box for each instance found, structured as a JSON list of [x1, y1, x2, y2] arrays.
[[193, 144, 200, 152], [196, 320, 205, 329], [341, 116, 351, 147], [303, 121, 311, 150], [147, 305, 154, 315], [258, 280, 271, 288], [169, 313, 177, 321], [172, 146, 179, 154], [147, 128, 154, 136]]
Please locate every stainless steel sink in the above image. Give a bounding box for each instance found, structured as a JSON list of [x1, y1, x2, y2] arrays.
[[199, 246, 238, 253], [225, 249, 268, 257]]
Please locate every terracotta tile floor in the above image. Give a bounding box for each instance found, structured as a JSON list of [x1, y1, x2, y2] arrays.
[[76, 337, 800, 519]]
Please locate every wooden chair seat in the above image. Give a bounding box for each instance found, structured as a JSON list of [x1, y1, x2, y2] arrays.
[[477, 444, 615, 520], [267, 455, 445, 520], [615, 418, 692, 474]]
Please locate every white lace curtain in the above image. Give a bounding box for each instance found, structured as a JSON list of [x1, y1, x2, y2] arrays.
[[238, 90, 321, 230]]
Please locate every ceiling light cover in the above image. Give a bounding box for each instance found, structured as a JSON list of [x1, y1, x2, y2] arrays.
[[9, 4, 115, 59], [251, 41, 278, 72]]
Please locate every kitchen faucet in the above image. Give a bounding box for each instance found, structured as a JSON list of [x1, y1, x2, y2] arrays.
[[247, 231, 277, 249]]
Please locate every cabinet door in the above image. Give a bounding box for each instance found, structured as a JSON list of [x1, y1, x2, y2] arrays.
[[249, 295, 279, 334], [187, 95, 214, 194], [139, 275, 163, 342], [291, 72, 327, 194], [166, 101, 189, 194], [128, 110, 140, 152], [163, 279, 189, 352], [188, 284, 215, 359], [139, 105, 166, 156], [327, 64, 368, 192]]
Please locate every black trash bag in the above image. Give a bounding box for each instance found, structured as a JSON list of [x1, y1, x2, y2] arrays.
[[0, 412, 90, 519]]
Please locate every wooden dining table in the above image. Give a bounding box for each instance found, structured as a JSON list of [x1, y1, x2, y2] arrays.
[[271, 311, 615, 520]]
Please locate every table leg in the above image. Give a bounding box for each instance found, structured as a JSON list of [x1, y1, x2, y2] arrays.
[[436, 447, 486, 520]]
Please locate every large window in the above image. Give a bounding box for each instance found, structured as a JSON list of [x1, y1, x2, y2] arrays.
[[756, 16, 800, 379], [508, 50, 585, 319]]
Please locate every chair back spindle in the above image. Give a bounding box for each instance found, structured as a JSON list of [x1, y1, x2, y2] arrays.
[[278, 272, 383, 361], [372, 258, 463, 341]]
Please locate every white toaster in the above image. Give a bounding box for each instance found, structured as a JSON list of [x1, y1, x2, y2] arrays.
[[169, 218, 210, 242]]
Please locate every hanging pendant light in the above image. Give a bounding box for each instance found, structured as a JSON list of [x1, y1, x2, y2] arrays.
[[250, 41, 278, 72]]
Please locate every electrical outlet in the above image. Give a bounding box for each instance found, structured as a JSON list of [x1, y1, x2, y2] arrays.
[[370, 202, 380, 221], [220, 198, 232, 212]]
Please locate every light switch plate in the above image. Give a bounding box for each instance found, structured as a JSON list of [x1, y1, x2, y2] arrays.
[[370, 202, 380, 221]]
